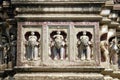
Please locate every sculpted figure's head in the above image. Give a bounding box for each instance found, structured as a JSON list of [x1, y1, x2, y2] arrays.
[[31, 31, 35, 36], [83, 31, 87, 35], [112, 39, 116, 43], [57, 31, 61, 35]]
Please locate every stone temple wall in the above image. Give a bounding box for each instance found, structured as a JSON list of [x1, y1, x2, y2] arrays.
[[0, 0, 120, 80]]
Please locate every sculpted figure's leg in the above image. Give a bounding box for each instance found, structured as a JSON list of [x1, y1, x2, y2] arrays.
[[53, 47, 58, 60], [86, 46, 91, 60], [104, 50, 109, 62], [26, 46, 30, 60], [78, 47, 81, 59], [34, 47, 38, 60], [31, 47, 34, 60], [113, 54, 118, 65], [81, 49, 86, 60], [60, 47, 65, 60], [109, 53, 113, 64], [28, 46, 32, 60]]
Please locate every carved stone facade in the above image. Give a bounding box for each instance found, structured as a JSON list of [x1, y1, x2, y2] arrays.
[[0, 0, 120, 80]]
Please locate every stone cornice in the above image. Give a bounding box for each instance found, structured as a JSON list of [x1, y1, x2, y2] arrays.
[[11, 0, 107, 5], [15, 14, 102, 21], [108, 21, 119, 28]]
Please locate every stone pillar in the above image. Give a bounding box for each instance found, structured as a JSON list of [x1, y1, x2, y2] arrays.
[[69, 23, 74, 61]]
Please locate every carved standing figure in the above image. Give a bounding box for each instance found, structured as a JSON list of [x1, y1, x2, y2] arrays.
[[109, 39, 119, 65], [25, 32, 39, 61], [10, 34, 17, 66], [77, 31, 92, 60], [51, 31, 66, 60], [100, 40, 109, 62]]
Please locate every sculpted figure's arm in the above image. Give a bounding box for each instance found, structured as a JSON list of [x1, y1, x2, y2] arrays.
[[53, 35, 57, 38], [89, 41, 93, 47], [35, 41, 39, 46], [61, 36, 64, 40], [64, 38, 68, 46], [77, 40, 81, 47], [50, 40, 55, 47]]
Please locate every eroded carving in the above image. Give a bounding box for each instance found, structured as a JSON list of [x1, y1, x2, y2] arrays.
[[100, 32, 109, 63], [25, 31, 40, 61], [10, 34, 17, 66], [109, 39, 119, 65], [49, 30, 67, 60], [77, 31, 93, 61], [100, 40, 109, 62]]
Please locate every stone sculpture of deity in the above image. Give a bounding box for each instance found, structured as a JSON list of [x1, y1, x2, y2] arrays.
[[109, 39, 119, 65], [77, 31, 92, 61], [25, 31, 40, 61], [10, 34, 17, 66], [50, 31, 66, 60], [100, 40, 109, 62]]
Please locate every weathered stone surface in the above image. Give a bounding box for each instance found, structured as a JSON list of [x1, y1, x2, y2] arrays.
[[15, 14, 102, 21], [11, 0, 108, 3], [1, 0, 120, 80], [16, 6, 101, 13], [14, 66, 104, 72], [14, 73, 104, 80]]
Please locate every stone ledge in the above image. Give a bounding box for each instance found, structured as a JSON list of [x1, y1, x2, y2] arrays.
[[0, 71, 4, 77], [14, 72, 104, 80], [14, 66, 104, 73], [101, 68, 113, 76], [111, 71, 120, 79], [11, 0, 107, 5], [15, 14, 102, 21], [109, 21, 119, 28]]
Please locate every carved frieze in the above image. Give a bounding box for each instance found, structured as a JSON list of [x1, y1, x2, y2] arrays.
[[15, 6, 101, 13], [17, 22, 100, 66]]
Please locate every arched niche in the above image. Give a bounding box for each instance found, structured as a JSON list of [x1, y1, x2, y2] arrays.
[[100, 33, 108, 41], [50, 30, 67, 40], [49, 30, 67, 60], [108, 36, 115, 43], [76, 31, 93, 60], [24, 31, 41, 61], [76, 31, 92, 41], [24, 31, 40, 41]]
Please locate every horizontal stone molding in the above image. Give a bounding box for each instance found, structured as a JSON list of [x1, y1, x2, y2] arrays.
[[14, 66, 104, 72], [15, 14, 102, 21], [14, 72, 104, 80], [16, 6, 101, 13], [11, 0, 108, 5]]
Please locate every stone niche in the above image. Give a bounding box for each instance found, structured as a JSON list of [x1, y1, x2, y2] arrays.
[[15, 21, 104, 80], [18, 24, 42, 66], [17, 21, 100, 67]]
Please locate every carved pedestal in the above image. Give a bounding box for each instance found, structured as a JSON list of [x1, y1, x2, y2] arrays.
[[14, 66, 104, 80]]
